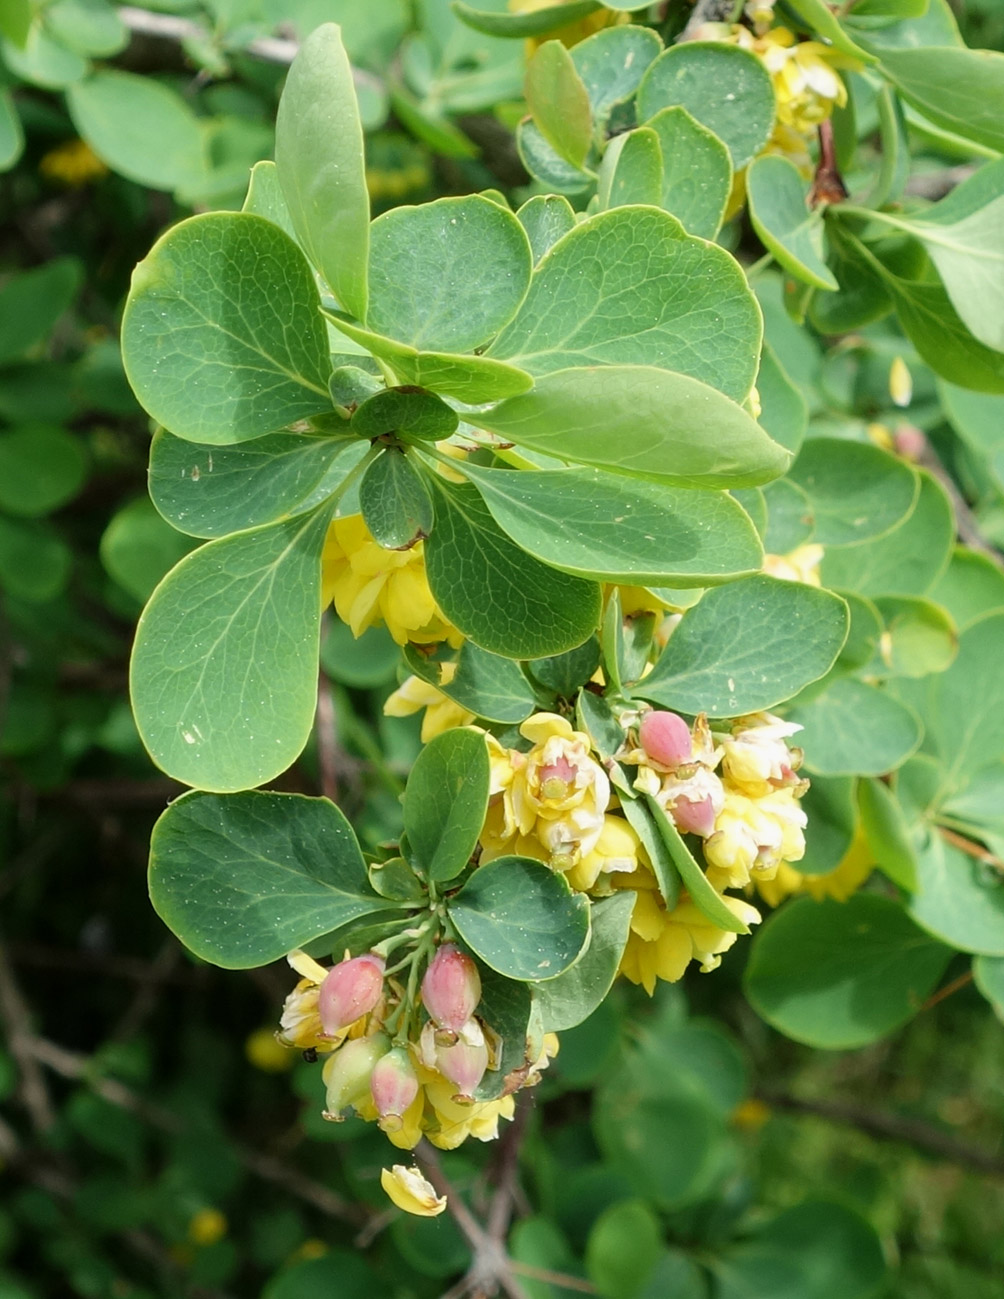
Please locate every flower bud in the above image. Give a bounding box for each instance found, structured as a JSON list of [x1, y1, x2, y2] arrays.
[[421, 944, 481, 1034], [671, 794, 717, 839], [434, 1019, 489, 1101], [639, 711, 692, 768], [318, 953, 385, 1036], [370, 1046, 420, 1132], [322, 1033, 389, 1120]]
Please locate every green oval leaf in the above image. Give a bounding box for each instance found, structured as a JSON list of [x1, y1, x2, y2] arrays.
[[424, 477, 602, 660], [403, 641, 537, 726], [645, 795, 749, 934], [275, 22, 369, 319], [149, 430, 366, 539], [130, 508, 331, 792], [516, 195, 576, 264], [858, 776, 917, 891], [447, 855, 590, 981], [455, 463, 763, 585], [744, 893, 952, 1048], [479, 367, 789, 489], [908, 832, 1004, 955], [647, 106, 732, 240], [526, 39, 593, 169], [788, 679, 922, 777], [403, 727, 490, 883], [532, 891, 636, 1032], [122, 213, 332, 445], [490, 206, 762, 403], [359, 449, 433, 550], [0, 424, 87, 517], [637, 42, 775, 169], [876, 45, 1004, 155], [634, 576, 849, 717], [367, 195, 532, 353], [748, 155, 839, 292], [149, 790, 396, 968], [596, 127, 662, 210], [788, 438, 919, 547], [451, 0, 601, 38]]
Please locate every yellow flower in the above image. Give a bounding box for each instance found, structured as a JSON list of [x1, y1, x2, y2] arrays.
[[380, 1165, 447, 1217], [509, 0, 626, 51], [245, 1026, 294, 1073], [889, 356, 913, 408], [755, 826, 874, 906], [321, 515, 461, 647], [720, 712, 805, 798], [618, 881, 761, 994], [763, 544, 824, 587], [39, 138, 108, 187], [566, 812, 642, 892], [384, 663, 475, 740], [188, 1209, 227, 1247], [704, 786, 807, 889]]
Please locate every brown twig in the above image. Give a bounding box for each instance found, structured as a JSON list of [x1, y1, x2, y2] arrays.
[[315, 671, 340, 804], [809, 119, 849, 208], [894, 425, 1004, 566], [937, 825, 1004, 870], [486, 1092, 531, 1243], [920, 969, 975, 1013], [762, 1091, 1004, 1177], [0, 942, 57, 1132], [509, 1263, 597, 1294]]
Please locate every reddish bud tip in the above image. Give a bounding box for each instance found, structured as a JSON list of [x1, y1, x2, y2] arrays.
[[421, 944, 481, 1033], [671, 794, 717, 839], [318, 953, 385, 1036], [435, 1022, 489, 1099], [370, 1046, 419, 1123], [639, 711, 692, 768]]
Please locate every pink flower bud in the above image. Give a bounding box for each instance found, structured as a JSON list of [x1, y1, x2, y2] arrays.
[[671, 794, 717, 839], [639, 711, 692, 768], [435, 1021, 489, 1101], [318, 953, 385, 1036], [322, 1033, 389, 1120], [370, 1047, 419, 1131], [421, 944, 481, 1034]]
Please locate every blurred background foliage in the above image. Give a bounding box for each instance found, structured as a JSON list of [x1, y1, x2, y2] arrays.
[[1, 1, 1003, 1296]]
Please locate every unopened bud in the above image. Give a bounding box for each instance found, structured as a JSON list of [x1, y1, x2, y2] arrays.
[[421, 944, 481, 1034], [318, 953, 385, 1036], [671, 794, 717, 839], [639, 711, 692, 768], [370, 1047, 419, 1131], [435, 1019, 489, 1101], [322, 1033, 389, 1120]]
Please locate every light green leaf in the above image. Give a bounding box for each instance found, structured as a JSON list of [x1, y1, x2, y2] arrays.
[[526, 39, 593, 169], [634, 576, 849, 716], [130, 508, 331, 792], [456, 462, 762, 585], [872, 595, 958, 678], [973, 954, 1004, 1022], [424, 477, 602, 660], [0, 516, 72, 602], [795, 776, 856, 876], [451, 0, 601, 38], [762, 479, 813, 554], [0, 91, 24, 171], [122, 213, 332, 445], [858, 776, 917, 891], [532, 892, 635, 1032], [275, 23, 369, 319], [788, 678, 922, 777], [322, 622, 400, 689], [46, 0, 126, 57], [517, 119, 593, 196], [448, 856, 590, 981], [909, 831, 1004, 955], [875, 46, 1004, 154], [596, 128, 662, 210], [0, 257, 81, 365], [100, 497, 196, 604], [149, 790, 396, 968], [926, 611, 1004, 792], [516, 195, 576, 264], [149, 430, 366, 539], [570, 24, 662, 127], [819, 470, 953, 597], [0, 425, 87, 517], [637, 41, 775, 169], [939, 378, 1004, 476], [747, 155, 839, 292], [325, 315, 534, 402], [787, 438, 918, 546], [242, 160, 297, 243], [490, 206, 763, 403], [67, 70, 206, 190], [586, 1201, 662, 1299], [403, 641, 537, 726], [756, 343, 808, 455], [0, 0, 31, 45], [403, 727, 489, 883], [785, 0, 875, 60], [619, 790, 681, 912], [744, 893, 951, 1048], [367, 195, 532, 352], [716, 1202, 886, 1299], [647, 106, 732, 240], [928, 547, 1004, 631], [479, 367, 789, 488], [359, 449, 433, 550], [3, 21, 87, 88], [646, 795, 749, 934]]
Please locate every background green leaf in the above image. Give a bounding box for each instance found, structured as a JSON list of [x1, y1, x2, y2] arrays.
[[525, 40, 593, 168]]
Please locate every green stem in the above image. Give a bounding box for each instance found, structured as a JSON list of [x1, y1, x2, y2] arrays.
[[744, 251, 775, 281]]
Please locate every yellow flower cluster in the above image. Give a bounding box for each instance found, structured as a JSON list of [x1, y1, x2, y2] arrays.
[[321, 514, 461, 647], [39, 138, 108, 187]]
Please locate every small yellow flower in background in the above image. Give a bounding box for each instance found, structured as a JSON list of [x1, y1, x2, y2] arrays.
[[755, 826, 874, 906], [732, 1096, 771, 1131], [384, 663, 474, 740], [763, 544, 824, 587], [188, 1208, 227, 1247], [39, 138, 108, 187], [245, 1026, 294, 1073], [380, 1165, 447, 1217], [321, 514, 461, 647], [287, 1238, 328, 1263], [889, 356, 913, 408]]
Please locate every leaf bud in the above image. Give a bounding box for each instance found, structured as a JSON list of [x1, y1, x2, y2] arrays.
[[318, 953, 385, 1036], [421, 943, 481, 1034], [370, 1046, 420, 1132], [322, 1033, 389, 1120], [639, 710, 692, 768]]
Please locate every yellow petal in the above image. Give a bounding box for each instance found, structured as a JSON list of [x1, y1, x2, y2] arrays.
[[380, 1165, 447, 1217]]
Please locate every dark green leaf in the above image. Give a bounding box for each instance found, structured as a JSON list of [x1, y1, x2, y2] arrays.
[[532, 893, 635, 1033], [526, 40, 593, 168], [403, 727, 489, 883], [620, 795, 681, 913], [645, 796, 749, 934], [351, 388, 458, 442], [403, 641, 538, 726], [451, 0, 601, 39], [747, 155, 838, 291], [0, 257, 81, 366], [0, 424, 87, 517], [359, 449, 433, 550], [789, 679, 922, 777], [787, 438, 918, 547], [570, 24, 662, 127], [647, 107, 732, 240]]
